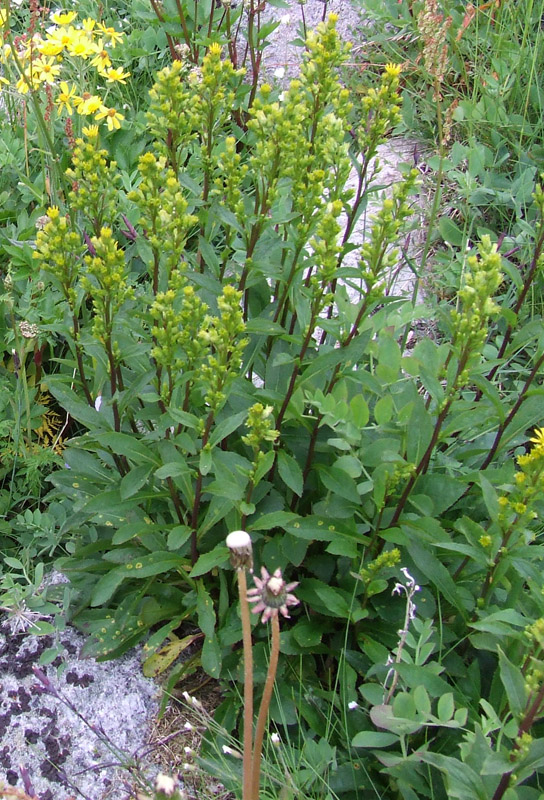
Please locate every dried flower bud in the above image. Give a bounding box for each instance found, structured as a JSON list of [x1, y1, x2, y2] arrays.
[[36, 214, 51, 230], [155, 773, 178, 796], [226, 530, 253, 571], [19, 320, 40, 339]]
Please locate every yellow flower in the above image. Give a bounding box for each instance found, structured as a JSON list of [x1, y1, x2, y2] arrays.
[[46, 25, 80, 53], [90, 40, 112, 71], [0, 9, 8, 27], [33, 56, 62, 84], [56, 81, 78, 115], [51, 10, 77, 26], [209, 42, 222, 56], [479, 534, 492, 548], [530, 428, 544, 450], [75, 92, 104, 114], [103, 66, 130, 84], [96, 22, 124, 45], [95, 105, 124, 130], [81, 17, 96, 32], [66, 32, 95, 59], [15, 71, 39, 94], [37, 38, 65, 56], [82, 124, 99, 138], [384, 63, 402, 77]]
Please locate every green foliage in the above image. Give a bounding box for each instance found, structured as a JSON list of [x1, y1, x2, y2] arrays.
[[3, 3, 544, 799]]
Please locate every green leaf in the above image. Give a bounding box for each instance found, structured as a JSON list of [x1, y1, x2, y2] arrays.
[[94, 432, 158, 465], [199, 447, 213, 476], [167, 525, 192, 551], [498, 647, 527, 717], [292, 619, 324, 647], [197, 581, 216, 638], [90, 569, 126, 606], [439, 216, 465, 246], [277, 451, 303, 496], [209, 410, 247, 447], [405, 539, 463, 613], [437, 693, 455, 722], [350, 394, 369, 428], [253, 449, 275, 485], [417, 752, 487, 799], [352, 731, 398, 748], [155, 461, 192, 480], [319, 465, 360, 503], [119, 464, 152, 499], [297, 578, 351, 618], [189, 544, 230, 578], [201, 632, 222, 678], [374, 395, 394, 425], [248, 511, 299, 531], [48, 383, 107, 430]]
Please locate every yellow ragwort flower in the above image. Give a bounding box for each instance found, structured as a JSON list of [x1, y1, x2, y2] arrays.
[[94, 105, 124, 130], [33, 57, 62, 84], [530, 428, 544, 450], [384, 63, 402, 77], [46, 26, 80, 53], [96, 22, 124, 46], [90, 40, 112, 71], [75, 92, 103, 115], [66, 32, 95, 59], [102, 66, 130, 84], [82, 124, 100, 138], [50, 10, 77, 26], [56, 81, 78, 115]]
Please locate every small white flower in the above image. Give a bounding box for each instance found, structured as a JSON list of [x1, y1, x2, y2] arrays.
[[184, 746, 193, 754], [278, 92, 286, 102], [94, 395, 102, 412], [348, 701, 359, 710], [271, 732, 281, 745], [222, 745, 243, 758], [183, 721, 193, 731], [182, 690, 202, 707], [274, 67, 285, 79]]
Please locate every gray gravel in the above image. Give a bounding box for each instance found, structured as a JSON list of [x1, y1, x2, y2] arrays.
[[0, 621, 159, 799]]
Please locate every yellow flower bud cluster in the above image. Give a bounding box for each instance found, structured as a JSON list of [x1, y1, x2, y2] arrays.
[[33, 206, 84, 308], [66, 132, 120, 231], [360, 548, 401, 583], [358, 169, 419, 302], [358, 66, 403, 154], [242, 403, 279, 453], [150, 280, 209, 403], [450, 235, 503, 358], [146, 60, 199, 161], [199, 286, 248, 413], [81, 227, 133, 346], [128, 152, 197, 280], [246, 16, 352, 233]]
